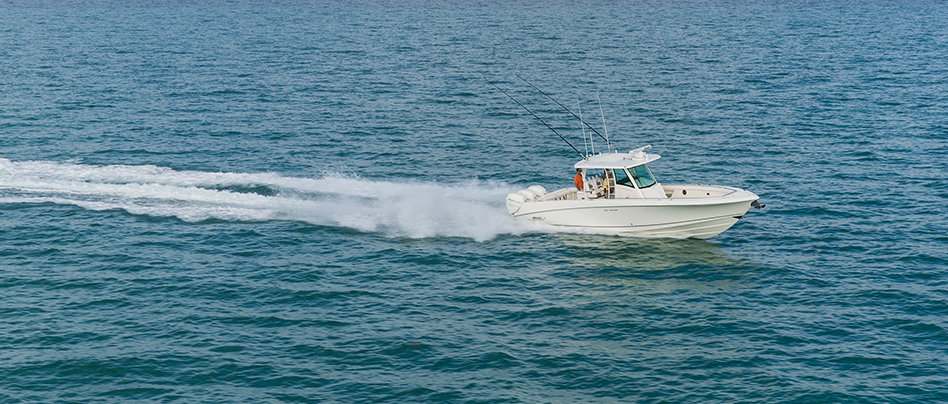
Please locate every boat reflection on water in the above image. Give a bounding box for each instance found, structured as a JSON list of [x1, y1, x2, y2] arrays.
[[553, 233, 754, 274]]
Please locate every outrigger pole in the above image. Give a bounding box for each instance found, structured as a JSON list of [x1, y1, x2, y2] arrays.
[[515, 74, 619, 153], [484, 77, 586, 160]]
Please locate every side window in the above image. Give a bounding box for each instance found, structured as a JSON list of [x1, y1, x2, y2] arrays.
[[614, 168, 634, 188], [630, 165, 657, 189]]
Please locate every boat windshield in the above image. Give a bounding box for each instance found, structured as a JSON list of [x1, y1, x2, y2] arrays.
[[629, 165, 657, 189], [614, 168, 634, 188]]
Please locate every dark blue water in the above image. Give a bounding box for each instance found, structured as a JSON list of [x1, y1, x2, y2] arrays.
[[2, 2, 947, 403]]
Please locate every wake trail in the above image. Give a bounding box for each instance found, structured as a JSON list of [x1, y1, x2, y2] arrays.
[[0, 158, 558, 241]]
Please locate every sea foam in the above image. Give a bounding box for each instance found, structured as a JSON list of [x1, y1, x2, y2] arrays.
[[0, 158, 555, 241]]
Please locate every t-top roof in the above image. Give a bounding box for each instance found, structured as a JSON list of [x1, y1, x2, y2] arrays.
[[574, 145, 660, 170]]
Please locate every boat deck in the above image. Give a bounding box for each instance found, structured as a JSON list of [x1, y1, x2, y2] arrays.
[[538, 184, 739, 202]]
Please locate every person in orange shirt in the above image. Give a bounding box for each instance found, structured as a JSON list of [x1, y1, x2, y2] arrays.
[[574, 168, 584, 190]]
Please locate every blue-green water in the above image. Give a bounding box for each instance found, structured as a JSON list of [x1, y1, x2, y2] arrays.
[[2, 2, 947, 403]]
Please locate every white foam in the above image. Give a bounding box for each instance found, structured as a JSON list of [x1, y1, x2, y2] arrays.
[[0, 158, 560, 241]]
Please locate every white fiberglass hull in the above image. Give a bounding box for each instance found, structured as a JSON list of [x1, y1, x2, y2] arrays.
[[510, 185, 758, 239]]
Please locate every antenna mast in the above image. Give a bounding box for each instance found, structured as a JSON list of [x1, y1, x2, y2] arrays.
[[578, 101, 589, 157], [597, 91, 610, 151]]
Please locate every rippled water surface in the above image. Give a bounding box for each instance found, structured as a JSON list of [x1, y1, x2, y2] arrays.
[[2, 1, 947, 403]]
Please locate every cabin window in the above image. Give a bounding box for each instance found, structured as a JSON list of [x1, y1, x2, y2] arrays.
[[630, 165, 657, 189], [614, 168, 634, 188]]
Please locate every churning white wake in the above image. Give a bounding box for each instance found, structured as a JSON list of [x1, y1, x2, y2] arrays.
[[0, 158, 558, 241]]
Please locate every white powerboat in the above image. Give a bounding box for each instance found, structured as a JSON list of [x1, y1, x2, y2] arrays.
[[506, 145, 762, 239], [486, 76, 762, 238]]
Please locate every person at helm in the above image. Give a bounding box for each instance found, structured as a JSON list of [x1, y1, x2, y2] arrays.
[[574, 168, 584, 190]]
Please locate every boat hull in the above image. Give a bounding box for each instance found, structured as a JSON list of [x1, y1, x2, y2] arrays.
[[511, 186, 758, 239]]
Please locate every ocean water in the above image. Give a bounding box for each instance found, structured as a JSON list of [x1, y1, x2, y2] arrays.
[[2, 1, 947, 403]]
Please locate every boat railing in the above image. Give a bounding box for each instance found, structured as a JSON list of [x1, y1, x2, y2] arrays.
[[662, 184, 738, 199], [539, 188, 577, 201]]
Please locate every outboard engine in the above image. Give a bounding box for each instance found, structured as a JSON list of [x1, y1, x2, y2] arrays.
[[506, 185, 546, 215], [527, 185, 547, 198], [517, 189, 537, 201], [506, 192, 526, 215]]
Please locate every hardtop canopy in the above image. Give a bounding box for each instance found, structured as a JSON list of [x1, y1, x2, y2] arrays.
[[573, 145, 660, 170]]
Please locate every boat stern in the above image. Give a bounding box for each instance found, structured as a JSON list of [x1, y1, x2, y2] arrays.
[[506, 185, 548, 215]]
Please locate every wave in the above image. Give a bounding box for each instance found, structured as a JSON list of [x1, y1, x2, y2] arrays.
[[0, 158, 553, 241]]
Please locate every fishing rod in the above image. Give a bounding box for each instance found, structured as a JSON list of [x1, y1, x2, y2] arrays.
[[484, 77, 586, 159], [515, 74, 619, 153]]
